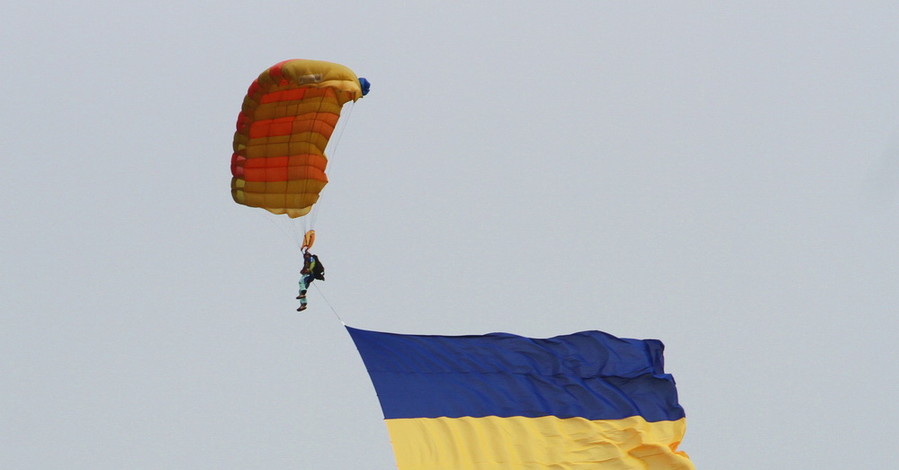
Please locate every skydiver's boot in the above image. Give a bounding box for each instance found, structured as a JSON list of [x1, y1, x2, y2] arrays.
[[297, 305, 307, 312]]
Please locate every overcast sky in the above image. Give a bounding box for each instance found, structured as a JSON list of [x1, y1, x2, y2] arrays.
[[3, 2, 899, 469]]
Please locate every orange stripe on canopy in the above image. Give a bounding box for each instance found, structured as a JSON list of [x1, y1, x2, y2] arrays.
[[247, 114, 339, 139], [243, 166, 327, 183], [242, 154, 327, 170]]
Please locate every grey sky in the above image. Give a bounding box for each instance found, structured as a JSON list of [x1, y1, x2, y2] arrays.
[[3, 2, 898, 468]]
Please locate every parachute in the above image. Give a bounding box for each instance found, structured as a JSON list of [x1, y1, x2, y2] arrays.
[[347, 326, 694, 470], [230, 59, 370, 220]]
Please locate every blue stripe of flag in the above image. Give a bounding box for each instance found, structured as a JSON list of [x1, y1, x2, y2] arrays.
[[347, 327, 685, 422]]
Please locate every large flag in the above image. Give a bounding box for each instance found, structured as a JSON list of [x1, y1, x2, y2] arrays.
[[347, 326, 694, 470]]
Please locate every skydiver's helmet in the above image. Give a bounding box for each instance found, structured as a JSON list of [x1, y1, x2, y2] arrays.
[[359, 77, 371, 96]]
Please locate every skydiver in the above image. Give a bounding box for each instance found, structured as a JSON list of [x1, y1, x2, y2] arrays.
[[296, 249, 324, 311]]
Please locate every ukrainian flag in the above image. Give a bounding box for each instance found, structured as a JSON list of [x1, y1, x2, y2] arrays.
[[347, 326, 693, 470]]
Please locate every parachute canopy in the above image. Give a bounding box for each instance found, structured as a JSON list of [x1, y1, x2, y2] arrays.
[[231, 59, 368, 218], [347, 326, 694, 470]]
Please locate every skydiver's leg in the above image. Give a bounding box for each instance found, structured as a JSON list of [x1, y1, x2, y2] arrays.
[[303, 275, 315, 298], [298, 276, 309, 299], [297, 276, 313, 311]]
